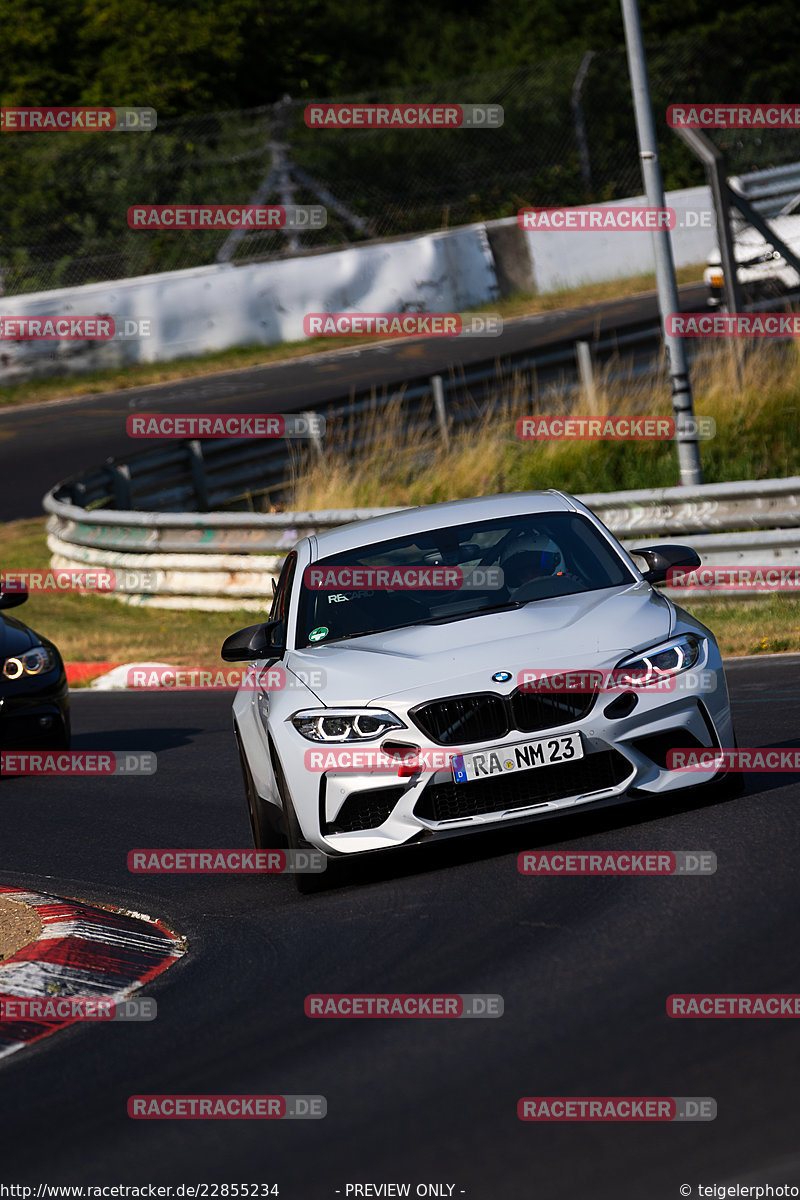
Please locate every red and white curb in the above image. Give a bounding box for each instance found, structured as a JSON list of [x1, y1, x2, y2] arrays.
[[0, 886, 185, 1059]]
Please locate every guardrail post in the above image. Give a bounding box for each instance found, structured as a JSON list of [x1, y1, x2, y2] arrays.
[[108, 462, 132, 510], [303, 411, 325, 459], [187, 440, 210, 512], [431, 375, 451, 450], [575, 341, 598, 412]]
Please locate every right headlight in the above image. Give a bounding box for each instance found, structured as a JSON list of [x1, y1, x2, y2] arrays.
[[614, 634, 703, 687], [2, 646, 56, 680]]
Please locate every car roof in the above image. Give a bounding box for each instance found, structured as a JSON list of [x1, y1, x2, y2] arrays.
[[310, 491, 579, 558]]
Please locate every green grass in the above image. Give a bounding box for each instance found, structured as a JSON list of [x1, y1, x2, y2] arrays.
[[1, 518, 258, 673]]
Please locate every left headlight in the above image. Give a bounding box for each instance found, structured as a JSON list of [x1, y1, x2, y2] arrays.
[[614, 634, 703, 687], [2, 646, 57, 680], [291, 708, 405, 742]]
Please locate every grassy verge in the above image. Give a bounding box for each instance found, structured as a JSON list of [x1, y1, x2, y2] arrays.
[[0, 519, 257, 675], [0, 264, 705, 410], [2, 518, 798, 668], [285, 335, 800, 507]]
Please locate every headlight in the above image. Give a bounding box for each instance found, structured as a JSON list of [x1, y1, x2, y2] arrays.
[[614, 634, 703, 687], [291, 708, 405, 742], [2, 646, 56, 680]]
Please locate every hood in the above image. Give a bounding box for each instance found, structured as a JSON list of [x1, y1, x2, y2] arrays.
[[286, 582, 674, 707], [0, 613, 39, 659]]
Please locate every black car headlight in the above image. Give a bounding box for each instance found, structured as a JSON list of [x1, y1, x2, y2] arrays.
[[2, 646, 57, 680], [614, 634, 703, 687], [291, 708, 405, 742]]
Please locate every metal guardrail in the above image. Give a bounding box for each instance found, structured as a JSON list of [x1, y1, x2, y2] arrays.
[[43, 477, 800, 609], [730, 162, 800, 219], [47, 321, 680, 516]]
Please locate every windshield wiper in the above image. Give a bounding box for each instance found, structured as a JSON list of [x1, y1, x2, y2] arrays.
[[416, 601, 526, 625]]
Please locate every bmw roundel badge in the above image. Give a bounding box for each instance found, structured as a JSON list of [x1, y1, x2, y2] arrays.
[[492, 671, 513, 682]]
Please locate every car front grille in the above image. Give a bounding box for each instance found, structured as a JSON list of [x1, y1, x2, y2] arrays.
[[411, 688, 597, 745], [414, 748, 632, 822]]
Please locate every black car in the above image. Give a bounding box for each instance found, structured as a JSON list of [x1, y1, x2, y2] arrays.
[[0, 588, 70, 751]]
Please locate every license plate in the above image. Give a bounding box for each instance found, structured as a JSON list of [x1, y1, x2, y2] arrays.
[[451, 732, 583, 783]]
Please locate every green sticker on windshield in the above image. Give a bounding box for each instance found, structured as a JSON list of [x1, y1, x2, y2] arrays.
[[309, 626, 329, 642]]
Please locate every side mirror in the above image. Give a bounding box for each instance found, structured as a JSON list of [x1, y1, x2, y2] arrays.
[[629, 545, 701, 586], [0, 588, 28, 611], [221, 619, 284, 662]]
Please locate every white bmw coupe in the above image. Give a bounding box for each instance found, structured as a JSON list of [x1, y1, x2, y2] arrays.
[[223, 492, 736, 890]]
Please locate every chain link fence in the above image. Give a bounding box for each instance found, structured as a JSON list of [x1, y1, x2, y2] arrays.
[[4, 36, 800, 296]]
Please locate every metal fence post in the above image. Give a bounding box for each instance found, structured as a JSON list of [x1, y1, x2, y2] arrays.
[[431, 375, 450, 450], [575, 341, 598, 411]]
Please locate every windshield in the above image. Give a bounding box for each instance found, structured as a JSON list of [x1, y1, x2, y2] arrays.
[[296, 511, 636, 648]]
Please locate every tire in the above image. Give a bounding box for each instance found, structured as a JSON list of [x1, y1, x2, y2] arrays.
[[270, 741, 343, 894], [235, 727, 285, 850]]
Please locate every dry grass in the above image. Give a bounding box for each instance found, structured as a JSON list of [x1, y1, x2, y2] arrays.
[[0, 518, 258, 672], [286, 335, 800, 509]]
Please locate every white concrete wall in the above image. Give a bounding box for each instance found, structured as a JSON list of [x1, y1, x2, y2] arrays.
[[0, 186, 714, 381], [512, 185, 715, 292], [0, 224, 499, 380]]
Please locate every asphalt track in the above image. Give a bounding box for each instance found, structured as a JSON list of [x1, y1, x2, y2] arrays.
[[1, 654, 799, 1197], [0, 282, 707, 521]]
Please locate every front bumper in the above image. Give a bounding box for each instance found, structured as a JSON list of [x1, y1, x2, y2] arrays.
[[0, 671, 69, 749], [280, 666, 734, 856]]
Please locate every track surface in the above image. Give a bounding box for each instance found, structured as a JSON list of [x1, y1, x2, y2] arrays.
[[0, 283, 707, 521], [1, 655, 799, 1197]]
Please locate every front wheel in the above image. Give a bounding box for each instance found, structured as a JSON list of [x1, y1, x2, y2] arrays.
[[236, 728, 285, 850], [271, 743, 345, 894]]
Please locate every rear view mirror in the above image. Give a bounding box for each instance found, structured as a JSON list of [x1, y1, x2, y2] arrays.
[[629, 545, 701, 586], [221, 619, 284, 662], [0, 588, 28, 610]]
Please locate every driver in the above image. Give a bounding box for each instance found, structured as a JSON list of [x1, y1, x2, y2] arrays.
[[499, 534, 563, 592]]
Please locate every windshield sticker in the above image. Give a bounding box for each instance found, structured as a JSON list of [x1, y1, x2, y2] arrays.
[[309, 626, 329, 642], [327, 593, 350, 603]]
